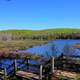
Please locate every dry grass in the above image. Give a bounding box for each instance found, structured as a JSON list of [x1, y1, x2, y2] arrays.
[[0, 40, 47, 53]]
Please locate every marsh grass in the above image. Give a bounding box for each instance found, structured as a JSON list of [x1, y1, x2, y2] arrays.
[[0, 40, 47, 54]]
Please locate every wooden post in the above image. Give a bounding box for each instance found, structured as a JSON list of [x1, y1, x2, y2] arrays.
[[51, 57, 55, 80], [4, 67, 7, 80], [27, 59, 29, 70], [39, 64, 43, 80], [52, 57, 54, 74], [0, 59, 2, 68], [14, 59, 17, 74]]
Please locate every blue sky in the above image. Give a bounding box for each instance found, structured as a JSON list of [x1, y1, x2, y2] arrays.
[[0, 0, 80, 30]]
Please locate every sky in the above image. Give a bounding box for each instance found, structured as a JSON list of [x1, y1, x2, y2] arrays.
[[0, 0, 80, 30]]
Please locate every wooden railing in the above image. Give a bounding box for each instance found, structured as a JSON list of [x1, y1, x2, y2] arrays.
[[0, 57, 53, 80]]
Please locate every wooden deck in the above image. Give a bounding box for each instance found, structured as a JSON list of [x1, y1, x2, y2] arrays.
[[53, 70, 80, 80], [16, 71, 39, 79]]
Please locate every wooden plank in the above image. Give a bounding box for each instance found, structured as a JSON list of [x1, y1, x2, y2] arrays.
[[16, 71, 39, 79], [0, 71, 4, 75], [54, 70, 78, 79]]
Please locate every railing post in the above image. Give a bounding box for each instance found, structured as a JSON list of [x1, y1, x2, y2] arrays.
[[14, 59, 17, 74], [27, 59, 29, 70], [39, 64, 43, 80], [52, 57, 54, 73], [51, 57, 55, 80], [4, 67, 7, 80]]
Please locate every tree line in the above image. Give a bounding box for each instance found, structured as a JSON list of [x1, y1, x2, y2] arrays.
[[0, 31, 80, 41]]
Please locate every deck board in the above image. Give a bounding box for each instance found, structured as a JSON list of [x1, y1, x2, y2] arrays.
[[16, 71, 39, 79], [0, 71, 4, 75]]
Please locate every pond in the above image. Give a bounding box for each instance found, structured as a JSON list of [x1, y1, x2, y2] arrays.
[[26, 40, 80, 57]]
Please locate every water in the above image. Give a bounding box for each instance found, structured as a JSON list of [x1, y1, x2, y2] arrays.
[[0, 40, 80, 75], [26, 40, 80, 57]]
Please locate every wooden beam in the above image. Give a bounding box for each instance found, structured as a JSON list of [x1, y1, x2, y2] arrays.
[[52, 57, 54, 73], [16, 71, 39, 79], [4, 67, 7, 80], [14, 59, 17, 74], [39, 64, 43, 80], [26, 59, 29, 70]]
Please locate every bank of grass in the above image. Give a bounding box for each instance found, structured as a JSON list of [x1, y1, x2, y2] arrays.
[[0, 40, 47, 52]]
